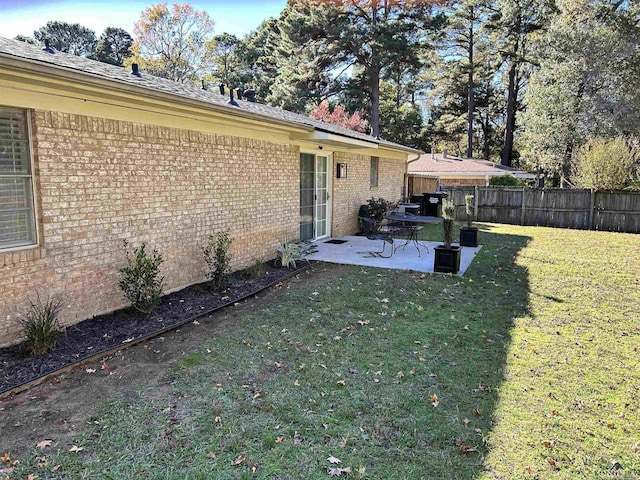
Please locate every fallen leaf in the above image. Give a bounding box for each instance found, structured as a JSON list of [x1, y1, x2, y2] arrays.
[[36, 439, 53, 449], [430, 394, 439, 407], [473, 407, 480, 416], [1, 454, 10, 463], [327, 455, 341, 464], [251, 464, 258, 474], [336, 380, 346, 386], [523, 466, 533, 474], [542, 440, 556, 449], [397, 371, 405, 378], [359, 466, 366, 475], [275, 362, 283, 368], [632, 441, 640, 453], [275, 436, 284, 444], [27, 474, 36, 480], [193, 320, 200, 325], [459, 442, 478, 453], [69, 445, 84, 453], [214, 416, 222, 423], [338, 438, 348, 448], [207, 452, 216, 459], [294, 380, 300, 386], [463, 418, 470, 426], [85, 368, 96, 374], [0, 468, 14, 475], [547, 458, 557, 469], [293, 433, 303, 445], [231, 455, 245, 466]]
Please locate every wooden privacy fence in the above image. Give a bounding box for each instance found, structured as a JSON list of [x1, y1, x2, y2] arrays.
[[442, 186, 640, 234]]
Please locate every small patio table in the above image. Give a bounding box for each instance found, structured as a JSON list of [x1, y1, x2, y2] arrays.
[[385, 213, 442, 257]]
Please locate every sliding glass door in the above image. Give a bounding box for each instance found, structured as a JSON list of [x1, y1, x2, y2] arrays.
[[300, 153, 331, 241]]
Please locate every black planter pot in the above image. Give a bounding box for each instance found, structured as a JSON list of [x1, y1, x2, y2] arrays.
[[434, 245, 461, 274], [459, 227, 479, 247]]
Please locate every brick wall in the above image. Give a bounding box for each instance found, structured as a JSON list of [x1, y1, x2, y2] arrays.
[[0, 110, 299, 346], [331, 152, 406, 237]]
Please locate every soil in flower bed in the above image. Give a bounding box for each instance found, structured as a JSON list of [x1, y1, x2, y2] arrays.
[[0, 261, 310, 395]]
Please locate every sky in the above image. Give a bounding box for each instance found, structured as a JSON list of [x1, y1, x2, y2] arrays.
[[0, 0, 287, 39]]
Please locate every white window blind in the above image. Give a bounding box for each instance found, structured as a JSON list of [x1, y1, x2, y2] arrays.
[[0, 107, 36, 250]]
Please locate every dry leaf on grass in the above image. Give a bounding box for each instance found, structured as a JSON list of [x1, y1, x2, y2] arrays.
[[36, 439, 53, 449], [231, 455, 245, 466], [68, 445, 84, 453], [327, 456, 341, 464]]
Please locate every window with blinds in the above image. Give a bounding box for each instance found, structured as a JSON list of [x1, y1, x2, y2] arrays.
[[0, 107, 36, 250]]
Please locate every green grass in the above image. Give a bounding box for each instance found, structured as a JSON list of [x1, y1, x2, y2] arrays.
[[10, 223, 640, 479]]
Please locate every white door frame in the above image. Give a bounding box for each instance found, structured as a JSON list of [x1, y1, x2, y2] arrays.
[[300, 150, 332, 241]]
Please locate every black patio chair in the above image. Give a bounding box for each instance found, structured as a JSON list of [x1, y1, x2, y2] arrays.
[[358, 216, 394, 258]]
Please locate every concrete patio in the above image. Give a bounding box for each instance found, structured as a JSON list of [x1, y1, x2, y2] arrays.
[[304, 235, 482, 275]]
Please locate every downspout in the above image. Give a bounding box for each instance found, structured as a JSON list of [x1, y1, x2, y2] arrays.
[[405, 153, 422, 199]]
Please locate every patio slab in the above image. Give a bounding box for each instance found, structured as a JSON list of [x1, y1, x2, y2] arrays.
[[304, 236, 482, 275]]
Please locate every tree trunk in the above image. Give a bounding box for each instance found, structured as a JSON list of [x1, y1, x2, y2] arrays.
[[467, 20, 474, 159], [370, 63, 381, 138], [501, 60, 517, 167]]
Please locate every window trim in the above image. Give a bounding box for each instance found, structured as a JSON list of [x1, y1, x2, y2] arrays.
[[0, 107, 39, 252], [370, 156, 379, 188]]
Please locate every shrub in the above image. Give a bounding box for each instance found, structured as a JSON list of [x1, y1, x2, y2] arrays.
[[277, 241, 302, 269], [572, 137, 638, 190], [489, 175, 522, 186], [204, 230, 233, 291], [119, 240, 164, 314], [20, 293, 63, 356], [247, 260, 266, 279], [464, 194, 475, 229], [441, 199, 456, 248]]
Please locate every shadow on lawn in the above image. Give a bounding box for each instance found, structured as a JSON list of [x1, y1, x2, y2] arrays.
[[414, 222, 533, 478]]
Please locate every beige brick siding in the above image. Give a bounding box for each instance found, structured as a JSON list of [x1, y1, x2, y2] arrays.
[[331, 153, 406, 237], [0, 110, 299, 346]]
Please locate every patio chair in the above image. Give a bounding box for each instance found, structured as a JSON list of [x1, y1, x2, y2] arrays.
[[358, 216, 394, 258]]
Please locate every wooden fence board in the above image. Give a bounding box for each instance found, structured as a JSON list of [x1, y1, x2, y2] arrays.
[[442, 186, 640, 234]]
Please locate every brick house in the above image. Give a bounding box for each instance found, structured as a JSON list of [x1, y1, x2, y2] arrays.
[[0, 37, 420, 347]]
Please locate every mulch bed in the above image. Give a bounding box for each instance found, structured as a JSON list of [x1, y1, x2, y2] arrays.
[[0, 261, 312, 396]]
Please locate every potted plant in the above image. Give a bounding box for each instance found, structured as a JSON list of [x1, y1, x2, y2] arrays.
[[434, 199, 461, 274], [459, 194, 479, 247], [359, 197, 396, 233]]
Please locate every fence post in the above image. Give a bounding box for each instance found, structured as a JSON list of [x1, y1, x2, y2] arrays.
[[521, 187, 526, 226], [589, 189, 595, 230]]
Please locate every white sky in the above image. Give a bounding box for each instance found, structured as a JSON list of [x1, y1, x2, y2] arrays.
[[0, 0, 286, 39]]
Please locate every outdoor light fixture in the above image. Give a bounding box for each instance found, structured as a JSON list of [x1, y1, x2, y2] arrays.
[[337, 163, 348, 178]]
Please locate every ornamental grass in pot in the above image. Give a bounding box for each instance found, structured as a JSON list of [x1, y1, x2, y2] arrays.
[[434, 199, 461, 274], [459, 194, 479, 247]]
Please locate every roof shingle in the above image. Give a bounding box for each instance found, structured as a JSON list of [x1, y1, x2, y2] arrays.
[[0, 36, 418, 153]]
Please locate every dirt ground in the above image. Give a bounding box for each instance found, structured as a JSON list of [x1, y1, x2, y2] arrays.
[[0, 264, 338, 459]]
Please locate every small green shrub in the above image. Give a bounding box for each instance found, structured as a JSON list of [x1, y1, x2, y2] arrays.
[[489, 175, 522, 186], [204, 230, 233, 291], [464, 194, 475, 228], [247, 260, 266, 279], [119, 240, 164, 314], [441, 199, 456, 248], [277, 241, 302, 268], [20, 293, 63, 356]]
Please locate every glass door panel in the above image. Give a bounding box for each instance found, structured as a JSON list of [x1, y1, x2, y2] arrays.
[[314, 156, 329, 239], [299, 153, 315, 241]]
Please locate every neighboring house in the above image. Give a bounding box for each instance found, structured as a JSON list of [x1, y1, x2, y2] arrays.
[[0, 37, 420, 346], [408, 151, 534, 193]]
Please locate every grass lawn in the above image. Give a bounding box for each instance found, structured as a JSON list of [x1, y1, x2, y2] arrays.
[[7, 223, 640, 479]]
